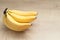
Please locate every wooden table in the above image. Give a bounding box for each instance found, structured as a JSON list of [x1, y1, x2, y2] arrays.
[[0, 0, 60, 40]]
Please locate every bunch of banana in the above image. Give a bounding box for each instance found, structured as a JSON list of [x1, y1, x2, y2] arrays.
[[3, 8, 37, 31]]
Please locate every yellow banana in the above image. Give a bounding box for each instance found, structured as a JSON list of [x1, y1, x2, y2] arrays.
[[3, 13, 31, 31], [8, 10, 38, 16], [8, 12, 37, 23], [3, 8, 37, 31]]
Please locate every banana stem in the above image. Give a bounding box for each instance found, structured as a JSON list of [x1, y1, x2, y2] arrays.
[[3, 8, 8, 15]]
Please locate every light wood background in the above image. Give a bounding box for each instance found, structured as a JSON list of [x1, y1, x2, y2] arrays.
[[0, 0, 60, 40]]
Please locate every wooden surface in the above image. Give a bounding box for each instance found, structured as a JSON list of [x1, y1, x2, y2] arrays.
[[0, 0, 60, 40]]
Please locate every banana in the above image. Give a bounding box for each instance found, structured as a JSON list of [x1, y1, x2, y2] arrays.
[[3, 8, 37, 31], [8, 10, 38, 16], [3, 13, 31, 31], [8, 12, 37, 23]]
